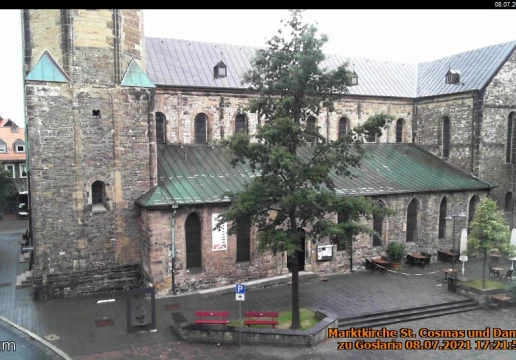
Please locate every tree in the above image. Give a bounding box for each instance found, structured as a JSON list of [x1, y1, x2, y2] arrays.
[[468, 198, 515, 289], [0, 169, 16, 211], [216, 10, 393, 329]]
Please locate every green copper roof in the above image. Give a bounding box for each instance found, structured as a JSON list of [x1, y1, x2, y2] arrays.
[[121, 59, 155, 88], [136, 143, 492, 208], [26, 50, 69, 83]]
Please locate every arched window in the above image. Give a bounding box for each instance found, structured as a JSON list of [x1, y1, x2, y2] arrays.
[[438, 197, 447, 239], [92, 181, 104, 204], [406, 198, 419, 242], [235, 114, 248, 134], [194, 113, 207, 144], [306, 116, 317, 142], [185, 213, 202, 269], [236, 218, 251, 262], [372, 201, 384, 247], [155, 112, 165, 144], [505, 192, 513, 214], [396, 119, 404, 143], [468, 195, 479, 235], [333, 212, 350, 251], [442, 116, 450, 159], [338, 117, 350, 138], [506, 112, 515, 163]]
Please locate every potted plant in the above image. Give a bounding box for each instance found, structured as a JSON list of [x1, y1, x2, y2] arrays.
[[386, 241, 407, 270]]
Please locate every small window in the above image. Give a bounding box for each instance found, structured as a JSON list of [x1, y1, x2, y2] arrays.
[[4, 164, 15, 178], [16, 145, 25, 153], [395, 119, 404, 143], [19, 164, 27, 178], [92, 110, 101, 117], [338, 117, 350, 138], [91, 181, 105, 206], [505, 192, 513, 214], [0, 144, 6, 153], [445, 70, 460, 84], [438, 197, 447, 239], [235, 114, 248, 134], [155, 112, 165, 144]]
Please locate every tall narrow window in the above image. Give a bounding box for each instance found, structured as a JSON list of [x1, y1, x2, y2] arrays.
[[236, 218, 251, 262], [505, 192, 513, 216], [468, 195, 479, 235], [442, 117, 450, 159], [333, 212, 350, 251], [372, 202, 384, 247], [4, 164, 15, 178], [507, 112, 515, 163], [438, 197, 447, 239], [92, 181, 104, 204], [406, 198, 419, 242], [155, 112, 165, 144], [185, 213, 202, 269], [396, 119, 404, 143], [306, 116, 317, 142], [235, 114, 248, 134], [194, 113, 207, 144], [338, 117, 350, 138]]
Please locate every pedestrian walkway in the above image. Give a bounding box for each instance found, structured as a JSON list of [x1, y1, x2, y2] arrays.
[[2, 222, 516, 360]]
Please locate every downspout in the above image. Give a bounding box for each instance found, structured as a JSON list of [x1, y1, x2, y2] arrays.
[[171, 207, 177, 294]]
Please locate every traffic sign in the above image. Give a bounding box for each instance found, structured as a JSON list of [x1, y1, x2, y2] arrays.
[[236, 293, 245, 301], [235, 284, 246, 294]]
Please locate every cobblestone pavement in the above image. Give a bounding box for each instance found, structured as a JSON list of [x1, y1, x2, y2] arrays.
[[2, 219, 516, 359]]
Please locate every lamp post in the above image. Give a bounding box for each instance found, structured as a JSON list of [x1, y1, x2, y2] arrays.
[[445, 202, 466, 280]]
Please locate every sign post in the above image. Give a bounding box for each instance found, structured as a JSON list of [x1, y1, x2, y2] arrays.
[[235, 283, 246, 347]]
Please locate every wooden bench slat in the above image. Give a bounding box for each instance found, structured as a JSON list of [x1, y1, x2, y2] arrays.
[[195, 311, 229, 317], [244, 311, 279, 317]]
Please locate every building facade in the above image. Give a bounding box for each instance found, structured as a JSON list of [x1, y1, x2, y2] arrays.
[[23, 9, 514, 299]]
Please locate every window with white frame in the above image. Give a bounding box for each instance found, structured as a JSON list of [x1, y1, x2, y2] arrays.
[[4, 164, 15, 178], [0, 140, 6, 153], [16, 144, 25, 153], [19, 164, 27, 178]]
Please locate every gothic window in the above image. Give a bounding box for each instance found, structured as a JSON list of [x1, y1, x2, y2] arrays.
[[194, 113, 207, 144], [372, 202, 384, 247], [185, 213, 202, 269], [306, 116, 317, 142], [406, 198, 419, 242], [155, 112, 165, 144], [333, 212, 350, 251], [442, 117, 450, 160], [506, 112, 516, 163], [468, 195, 479, 235], [235, 114, 248, 134], [438, 197, 447, 239], [396, 119, 404, 143], [338, 117, 350, 138], [236, 218, 251, 262]]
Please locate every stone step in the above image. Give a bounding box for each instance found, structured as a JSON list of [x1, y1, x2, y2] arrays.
[[16, 270, 33, 288], [338, 299, 481, 328], [19, 251, 31, 263]]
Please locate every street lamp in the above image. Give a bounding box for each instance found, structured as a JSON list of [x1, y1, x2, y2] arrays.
[[445, 202, 466, 280]]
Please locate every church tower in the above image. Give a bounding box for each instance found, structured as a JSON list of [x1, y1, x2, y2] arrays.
[[22, 10, 156, 299]]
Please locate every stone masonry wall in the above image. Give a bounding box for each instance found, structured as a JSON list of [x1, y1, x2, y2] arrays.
[[154, 91, 414, 145], [141, 206, 286, 296], [480, 48, 516, 227], [415, 94, 475, 174]]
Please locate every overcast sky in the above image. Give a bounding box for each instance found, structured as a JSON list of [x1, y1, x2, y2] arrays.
[[1, 9, 515, 125]]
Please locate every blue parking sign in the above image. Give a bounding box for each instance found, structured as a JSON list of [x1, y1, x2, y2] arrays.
[[235, 284, 246, 294]]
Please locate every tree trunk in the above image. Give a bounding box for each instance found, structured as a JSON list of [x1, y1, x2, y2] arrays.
[[482, 248, 486, 290], [290, 251, 301, 330]]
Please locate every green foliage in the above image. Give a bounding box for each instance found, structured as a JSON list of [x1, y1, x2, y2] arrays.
[[468, 198, 514, 257], [215, 9, 395, 329], [386, 241, 407, 263], [0, 169, 17, 207]]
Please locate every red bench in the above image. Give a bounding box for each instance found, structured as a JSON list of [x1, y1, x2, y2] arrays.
[[194, 311, 229, 326], [244, 311, 279, 328]]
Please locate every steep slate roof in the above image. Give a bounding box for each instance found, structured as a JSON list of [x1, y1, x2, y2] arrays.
[[144, 37, 516, 98], [136, 144, 491, 208]]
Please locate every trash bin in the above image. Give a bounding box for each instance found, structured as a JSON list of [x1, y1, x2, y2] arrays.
[[448, 277, 457, 292]]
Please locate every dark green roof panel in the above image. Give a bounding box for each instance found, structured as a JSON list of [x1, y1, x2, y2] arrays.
[[136, 143, 491, 208]]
